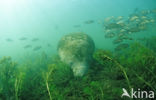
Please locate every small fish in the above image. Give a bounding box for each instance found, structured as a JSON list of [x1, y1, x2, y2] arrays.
[[105, 29, 111, 33], [54, 25, 59, 30], [120, 29, 127, 33], [115, 43, 129, 51], [116, 20, 125, 25], [117, 32, 125, 37], [105, 23, 123, 29], [133, 8, 139, 13], [104, 16, 114, 23], [138, 24, 147, 30], [19, 37, 27, 40], [142, 19, 150, 24], [141, 16, 147, 20], [105, 33, 115, 38], [73, 25, 81, 28], [6, 38, 13, 42], [151, 9, 156, 13], [120, 36, 133, 40], [116, 16, 123, 21], [84, 20, 94, 24], [33, 46, 42, 51], [141, 10, 151, 15], [47, 43, 51, 47], [32, 38, 39, 42], [137, 37, 147, 41], [113, 38, 123, 44], [149, 19, 155, 23], [97, 20, 102, 24], [24, 45, 32, 49], [129, 16, 139, 21], [127, 27, 140, 33]]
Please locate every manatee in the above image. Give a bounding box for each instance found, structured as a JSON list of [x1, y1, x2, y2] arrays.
[[57, 32, 95, 76]]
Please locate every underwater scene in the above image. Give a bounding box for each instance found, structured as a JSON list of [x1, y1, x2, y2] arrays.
[[0, 0, 156, 100]]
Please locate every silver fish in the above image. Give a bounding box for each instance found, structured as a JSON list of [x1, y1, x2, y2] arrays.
[[24, 45, 32, 49], [115, 43, 129, 51], [73, 25, 81, 28], [105, 33, 115, 38], [105, 23, 123, 29], [19, 37, 27, 40], [47, 43, 51, 47], [84, 20, 95, 24], [6, 38, 13, 42], [33, 46, 42, 51], [32, 38, 39, 42], [113, 38, 123, 44]]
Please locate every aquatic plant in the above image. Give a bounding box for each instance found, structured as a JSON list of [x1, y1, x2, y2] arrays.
[[43, 64, 56, 100], [116, 42, 156, 92], [19, 53, 49, 100], [47, 56, 74, 86], [0, 57, 18, 100], [143, 36, 156, 52], [0, 42, 156, 100], [14, 70, 25, 100], [93, 49, 131, 91]]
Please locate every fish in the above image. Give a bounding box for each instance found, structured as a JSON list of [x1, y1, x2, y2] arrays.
[[33, 46, 42, 51], [137, 37, 147, 41], [73, 25, 81, 28], [114, 43, 129, 51], [116, 20, 125, 25], [116, 16, 123, 21], [117, 32, 125, 37], [32, 38, 39, 42], [138, 24, 147, 30], [105, 23, 123, 29], [141, 10, 151, 15], [54, 25, 59, 30], [97, 20, 102, 24], [127, 27, 140, 33], [105, 32, 115, 38], [151, 9, 156, 13], [149, 19, 155, 23], [142, 19, 150, 24], [113, 38, 123, 44], [133, 8, 139, 13], [120, 36, 133, 40], [19, 37, 27, 41], [104, 16, 114, 23], [47, 43, 51, 47], [105, 29, 111, 33], [6, 38, 13, 42], [24, 45, 32, 49], [120, 29, 127, 33], [141, 16, 147, 20], [129, 16, 139, 21], [101, 8, 156, 44], [84, 20, 95, 24]]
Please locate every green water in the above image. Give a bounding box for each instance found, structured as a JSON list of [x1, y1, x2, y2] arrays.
[[0, 0, 156, 100]]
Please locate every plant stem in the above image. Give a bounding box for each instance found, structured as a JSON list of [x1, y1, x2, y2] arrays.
[[46, 79, 52, 100]]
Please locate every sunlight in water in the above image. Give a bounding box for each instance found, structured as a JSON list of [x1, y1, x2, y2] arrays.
[[0, 0, 29, 14]]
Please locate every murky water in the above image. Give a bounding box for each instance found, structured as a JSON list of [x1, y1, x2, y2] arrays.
[[0, 0, 156, 100]]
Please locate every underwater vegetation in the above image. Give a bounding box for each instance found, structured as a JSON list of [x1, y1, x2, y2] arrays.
[[139, 36, 156, 53], [115, 42, 156, 91], [0, 41, 156, 100]]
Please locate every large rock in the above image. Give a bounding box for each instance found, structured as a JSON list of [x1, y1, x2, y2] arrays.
[[57, 32, 95, 76]]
